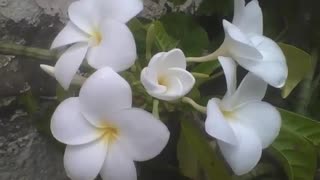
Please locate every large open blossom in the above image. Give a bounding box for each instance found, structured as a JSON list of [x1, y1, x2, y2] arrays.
[[51, 0, 143, 89], [141, 49, 195, 101], [192, 0, 287, 88], [223, 0, 288, 88], [204, 56, 281, 175], [51, 67, 170, 180]]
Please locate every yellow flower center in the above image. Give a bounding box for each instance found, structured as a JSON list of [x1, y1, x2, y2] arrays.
[[158, 75, 168, 86], [222, 110, 236, 120], [97, 123, 119, 145], [90, 28, 103, 46]]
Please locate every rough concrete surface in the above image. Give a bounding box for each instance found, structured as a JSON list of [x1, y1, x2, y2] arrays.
[[0, 0, 200, 179]]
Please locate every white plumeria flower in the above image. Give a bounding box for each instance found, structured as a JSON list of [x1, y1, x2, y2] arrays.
[[51, 0, 143, 89], [213, 0, 288, 88], [141, 49, 195, 101], [205, 56, 281, 175], [51, 67, 170, 180]]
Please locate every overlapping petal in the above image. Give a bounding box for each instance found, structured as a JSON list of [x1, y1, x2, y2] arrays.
[[98, 0, 143, 23], [223, 20, 262, 61], [232, 0, 263, 35], [79, 67, 132, 127], [100, 142, 137, 180], [218, 56, 237, 97], [205, 99, 237, 145], [51, 22, 88, 49], [51, 98, 103, 145], [140, 68, 167, 94], [246, 35, 288, 88], [165, 68, 195, 95], [156, 49, 187, 71], [54, 42, 88, 90], [221, 73, 267, 110], [218, 122, 262, 175], [86, 19, 137, 71], [150, 76, 184, 101], [68, 0, 101, 33], [108, 108, 169, 161], [234, 102, 281, 148], [64, 140, 108, 180]]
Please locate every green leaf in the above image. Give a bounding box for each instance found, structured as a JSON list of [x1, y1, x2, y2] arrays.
[[197, 0, 233, 15], [153, 21, 180, 51], [177, 131, 200, 179], [18, 91, 39, 114], [279, 43, 312, 98], [279, 108, 320, 149], [180, 118, 232, 180], [160, 13, 209, 56], [127, 18, 147, 32], [270, 127, 317, 180], [146, 24, 156, 60], [192, 61, 221, 75], [127, 18, 150, 57]]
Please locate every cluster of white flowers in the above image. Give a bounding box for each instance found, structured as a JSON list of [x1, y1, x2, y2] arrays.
[[40, 0, 288, 179]]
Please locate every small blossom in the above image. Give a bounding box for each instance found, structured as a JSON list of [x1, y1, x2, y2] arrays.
[[205, 57, 281, 175], [51, 67, 170, 180], [215, 0, 288, 88], [141, 49, 195, 101], [51, 0, 142, 89]]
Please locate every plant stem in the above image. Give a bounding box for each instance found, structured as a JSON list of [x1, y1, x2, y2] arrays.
[[296, 48, 318, 115], [0, 42, 57, 61], [182, 97, 207, 114], [152, 99, 160, 119], [145, 24, 155, 60], [191, 72, 210, 78], [186, 45, 226, 63]]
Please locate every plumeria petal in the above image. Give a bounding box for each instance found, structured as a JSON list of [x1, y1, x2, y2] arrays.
[[86, 19, 137, 72], [51, 22, 89, 49], [205, 99, 237, 145], [223, 20, 262, 61], [233, 0, 263, 35], [98, 0, 143, 23], [218, 122, 262, 175], [151, 76, 184, 101], [219, 56, 237, 97], [64, 139, 108, 180], [148, 52, 166, 69], [140, 68, 167, 94], [68, 0, 100, 34], [165, 68, 195, 96], [221, 73, 267, 110], [165, 76, 184, 96], [148, 49, 186, 71], [100, 142, 137, 180], [245, 35, 288, 88], [40, 65, 87, 86], [54, 42, 88, 90], [232, 0, 245, 26], [79, 67, 132, 127], [160, 49, 187, 70], [108, 108, 169, 161], [51, 98, 103, 145], [234, 101, 281, 148]]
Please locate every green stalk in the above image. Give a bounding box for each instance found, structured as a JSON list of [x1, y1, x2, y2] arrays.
[[0, 42, 57, 61], [296, 48, 318, 115]]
